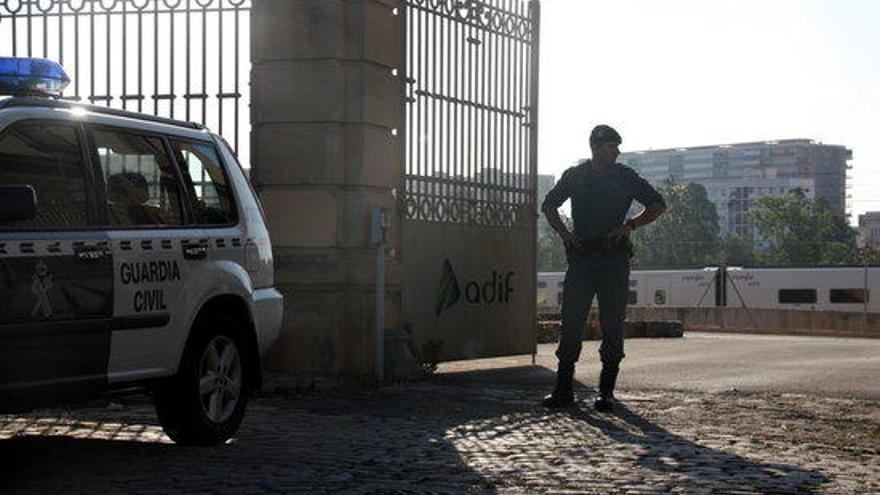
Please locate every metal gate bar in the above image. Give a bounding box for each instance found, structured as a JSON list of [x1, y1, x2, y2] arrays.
[[0, 0, 250, 156], [404, 0, 539, 228]]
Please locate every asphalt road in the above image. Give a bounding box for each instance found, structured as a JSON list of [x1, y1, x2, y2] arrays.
[[438, 332, 880, 399]]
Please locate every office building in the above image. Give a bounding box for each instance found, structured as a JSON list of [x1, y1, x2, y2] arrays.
[[620, 139, 851, 240]]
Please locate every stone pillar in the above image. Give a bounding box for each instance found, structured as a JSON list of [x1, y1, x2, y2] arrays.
[[251, 0, 403, 381]]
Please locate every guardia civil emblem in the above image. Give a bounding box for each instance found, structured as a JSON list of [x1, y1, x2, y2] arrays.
[[31, 260, 53, 318]]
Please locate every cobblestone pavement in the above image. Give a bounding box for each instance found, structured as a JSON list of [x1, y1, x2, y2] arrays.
[[1, 373, 878, 494]]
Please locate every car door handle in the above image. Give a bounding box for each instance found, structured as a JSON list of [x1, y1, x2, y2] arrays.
[[75, 244, 111, 262], [182, 241, 207, 260]]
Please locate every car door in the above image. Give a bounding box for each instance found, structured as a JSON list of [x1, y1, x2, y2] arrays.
[[0, 119, 113, 405], [87, 125, 199, 383]]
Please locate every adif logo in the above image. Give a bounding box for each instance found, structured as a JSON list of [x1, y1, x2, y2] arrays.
[[434, 259, 516, 315], [435, 259, 461, 315]]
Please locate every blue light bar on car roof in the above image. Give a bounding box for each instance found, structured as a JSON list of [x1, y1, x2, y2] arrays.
[[0, 57, 70, 97]]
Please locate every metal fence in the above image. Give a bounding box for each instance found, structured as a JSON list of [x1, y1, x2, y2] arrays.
[[0, 0, 250, 156], [403, 0, 539, 227]]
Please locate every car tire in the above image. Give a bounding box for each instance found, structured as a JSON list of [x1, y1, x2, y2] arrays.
[[155, 312, 250, 445]]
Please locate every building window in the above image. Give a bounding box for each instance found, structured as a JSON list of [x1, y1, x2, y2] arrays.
[[778, 289, 817, 304], [829, 289, 869, 304], [668, 155, 684, 178], [712, 152, 729, 178]]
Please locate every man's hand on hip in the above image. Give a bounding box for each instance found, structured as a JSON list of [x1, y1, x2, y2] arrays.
[[604, 224, 634, 243], [561, 230, 584, 250]]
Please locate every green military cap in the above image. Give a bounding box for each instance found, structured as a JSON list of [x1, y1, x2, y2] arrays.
[[590, 124, 622, 149]]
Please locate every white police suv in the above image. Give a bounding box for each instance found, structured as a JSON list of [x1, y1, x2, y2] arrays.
[[0, 58, 282, 445]]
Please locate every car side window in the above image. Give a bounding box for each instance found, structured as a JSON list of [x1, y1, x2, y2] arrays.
[[171, 139, 236, 225], [93, 128, 184, 227], [0, 121, 91, 230]]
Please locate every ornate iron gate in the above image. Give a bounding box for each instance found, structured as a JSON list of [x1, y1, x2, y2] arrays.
[[402, 0, 540, 360], [0, 0, 250, 155]]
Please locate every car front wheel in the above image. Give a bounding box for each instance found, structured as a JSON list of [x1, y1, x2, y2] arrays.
[[155, 313, 250, 445]]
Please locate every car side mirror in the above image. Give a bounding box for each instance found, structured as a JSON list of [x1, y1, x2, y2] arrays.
[[0, 185, 37, 222]]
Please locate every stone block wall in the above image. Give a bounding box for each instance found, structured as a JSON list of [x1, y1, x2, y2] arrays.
[[251, 0, 404, 380]]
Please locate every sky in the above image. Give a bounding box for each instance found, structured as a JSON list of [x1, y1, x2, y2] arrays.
[[538, 0, 880, 224]]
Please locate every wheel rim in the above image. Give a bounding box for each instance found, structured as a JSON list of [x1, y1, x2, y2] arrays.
[[198, 335, 242, 424]]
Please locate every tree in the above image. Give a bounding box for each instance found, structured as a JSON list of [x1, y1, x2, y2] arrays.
[[861, 245, 880, 265], [747, 190, 858, 266], [714, 234, 758, 267], [537, 211, 571, 271], [631, 179, 721, 268]]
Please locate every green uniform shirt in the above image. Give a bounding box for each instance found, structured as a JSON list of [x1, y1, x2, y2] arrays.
[[542, 160, 665, 241]]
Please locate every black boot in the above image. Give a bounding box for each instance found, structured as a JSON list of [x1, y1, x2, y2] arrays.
[[542, 362, 575, 408], [594, 364, 619, 413]]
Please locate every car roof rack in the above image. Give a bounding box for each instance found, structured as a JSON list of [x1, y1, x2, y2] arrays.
[[0, 96, 205, 130]]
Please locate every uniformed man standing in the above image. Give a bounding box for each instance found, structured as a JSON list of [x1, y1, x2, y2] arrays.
[[541, 125, 666, 412]]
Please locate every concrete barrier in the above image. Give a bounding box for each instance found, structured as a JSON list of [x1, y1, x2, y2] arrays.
[[627, 307, 879, 338], [536, 317, 683, 343]]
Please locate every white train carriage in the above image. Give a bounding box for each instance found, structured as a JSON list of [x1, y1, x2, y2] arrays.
[[628, 268, 716, 308], [724, 267, 877, 312], [537, 267, 878, 314], [536, 271, 565, 313], [536, 268, 714, 313]]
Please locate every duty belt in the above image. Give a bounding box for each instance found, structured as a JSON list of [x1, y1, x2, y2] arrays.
[[568, 236, 633, 258]]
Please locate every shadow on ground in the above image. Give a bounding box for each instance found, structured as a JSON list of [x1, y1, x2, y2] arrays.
[[0, 365, 831, 494], [569, 403, 827, 493], [439, 365, 829, 493]]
